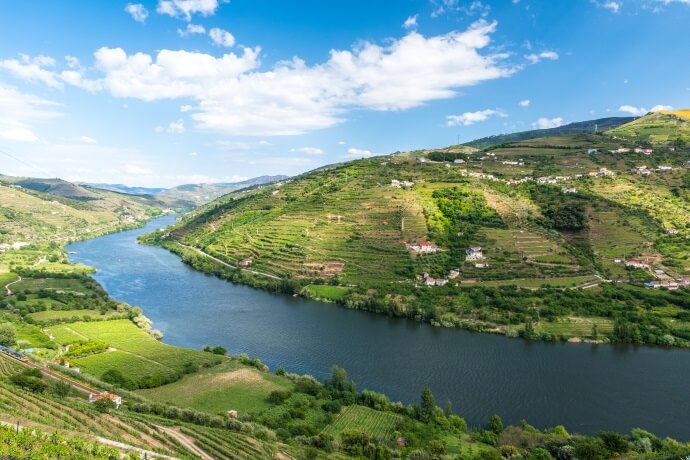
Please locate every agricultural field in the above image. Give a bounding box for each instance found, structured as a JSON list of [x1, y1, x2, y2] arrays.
[[29, 309, 120, 324], [46, 319, 222, 388], [533, 317, 615, 338], [321, 405, 402, 443], [13, 277, 92, 295], [137, 360, 293, 415], [0, 354, 26, 377]]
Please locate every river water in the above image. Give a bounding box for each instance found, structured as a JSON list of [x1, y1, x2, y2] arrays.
[[67, 215, 690, 438]]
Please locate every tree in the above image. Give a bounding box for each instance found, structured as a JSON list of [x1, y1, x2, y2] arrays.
[[0, 323, 17, 347], [591, 324, 599, 340], [211, 346, 226, 355], [487, 414, 504, 435], [419, 387, 436, 423], [93, 398, 116, 413], [50, 380, 73, 398]]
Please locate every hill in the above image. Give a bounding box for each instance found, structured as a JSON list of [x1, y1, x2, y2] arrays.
[[463, 117, 633, 149], [607, 110, 690, 145], [0, 175, 181, 245], [147, 116, 690, 347], [158, 175, 289, 205]]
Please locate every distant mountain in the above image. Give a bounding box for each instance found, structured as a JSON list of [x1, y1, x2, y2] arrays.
[[83, 183, 166, 195], [158, 175, 289, 205], [464, 117, 634, 150], [10, 177, 102, 201]]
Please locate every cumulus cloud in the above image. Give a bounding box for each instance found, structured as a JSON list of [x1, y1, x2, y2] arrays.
[[532, 117, 564, 129], [209, 28, 235, 47], [2, 20, 515, 136], [403, 15, 418, 29], [290, 147, 324, 155], [125, 3, 149, 23], [156, 0, 224, 21], [518, 99, 530, 107], [526, 51, 559, 64], [180, 104, 194, 112], [347, 148, 373, 156], [178, 23, 206, 37], [651, 104, 673, 112], [0, 54, 62, 89], [0, 82, 61, 142], [446, 108, 506, 126]]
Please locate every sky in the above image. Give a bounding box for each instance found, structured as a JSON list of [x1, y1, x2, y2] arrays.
[[0, 0, 688, 187]]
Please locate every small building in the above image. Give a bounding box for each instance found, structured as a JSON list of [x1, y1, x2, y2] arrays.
[[454, 158, 466, 164], [657, 165, 673, 171], [417, 157, 427, 163], [238, 257, 253, 268], [665, 228, 679, 235], [422, 273, 448, 287], [625, 260, 649, 269], [586, 149, 598, 155], [561, 187, 577, 194], [390, 179, 401, 188], [448, 269, 461, 279], [634, 166, 651, 176], [226, 410, 238, 418], [401, 180, 415, 188], [89, 392, 122, 408], [613, 259, 623, 263], [466, 246, 484, 261], [411, 242, 439, 254], [474, 263, 488, 269]]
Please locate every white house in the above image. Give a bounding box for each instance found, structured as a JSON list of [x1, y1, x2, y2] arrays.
[[411, 241, 439, 254], [466, 246, 484, 261], [391, 179, 401, 188], [561, 187, 577, 194], [625, 260, 649, 269], [89, 392, 122, 408], [454, 158, 466, 164]]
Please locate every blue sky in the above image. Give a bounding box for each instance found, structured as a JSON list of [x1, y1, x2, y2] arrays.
[[0, 0, 688, 187]]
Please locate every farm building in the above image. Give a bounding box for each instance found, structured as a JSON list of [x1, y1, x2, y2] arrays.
[[587, 148, 598, 154], [422, 273, 448, 287], [226, 410, 238, 418], [411, 241, 439, 254], [625, 260, 649, 269], [454, 158, 466, 164], [238, 257, 254, 267], [466, 246, 484, 261], [89, 393, 122, 408], [562, 187, 577, 194], [657, 165, 673, 171], [634, 166, 651, 176]]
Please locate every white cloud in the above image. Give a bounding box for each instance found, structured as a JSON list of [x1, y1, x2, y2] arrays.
[[446, 108, 506, 126], [156, 0, 224, 21], [617, 104, 671, 116], [651, 104, 673, 112], [431, 0, 490, 17], [518, 99, 530, 107], [338, 140, 346, 145], [290, 147, 324, 155], [532, 117, 564, 129], [347, 148, 373, 156], [209, 28, 235, 47], [403, 15, 418, 29], [180, 104, 194, 112], [124, 164, 152, 175], [8, 20, 514, 137], [156, 119, 185, 133], [0, 82, 61, 142], [0, 54, 63, 89], [79, 135, 97, 144], [526, 51, 559, 64], [125, 3, 149, 23], [602, 1, 622, 13], [178, 23, 206, 37]]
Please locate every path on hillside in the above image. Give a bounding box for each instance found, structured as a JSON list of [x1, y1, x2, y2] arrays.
[[4, 276, 21, 296], [177, 243, 282, 280], [156, 425, 214, 460]]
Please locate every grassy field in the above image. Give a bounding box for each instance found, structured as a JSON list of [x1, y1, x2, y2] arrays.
[[137, 360, 293, 415], [321, 405, 402, 443], [304, 284, 349, 301], [46, 319, 221, 386], [0, 354, 26, 377], [13, 277, 92, 294], [462, 275, 596, 289]]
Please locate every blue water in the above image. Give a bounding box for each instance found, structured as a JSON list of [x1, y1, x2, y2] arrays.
[[67, 216, 690, 438]]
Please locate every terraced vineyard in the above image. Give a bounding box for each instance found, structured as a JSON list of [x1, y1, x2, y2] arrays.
[[180, 425, 295, 460], [321, 405, 401, 443], [0, 355, 25, 377]]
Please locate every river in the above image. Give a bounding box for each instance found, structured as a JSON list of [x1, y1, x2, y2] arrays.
[[67, 215, 690, 438]]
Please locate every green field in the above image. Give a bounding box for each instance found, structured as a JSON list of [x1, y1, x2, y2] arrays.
[[46, 320, 221, 387], [534, 317, 615, 338], [304, 284, 349, 301], [137, 360, 293, 415], [0, 354, 26, 377], [321, 405, 402, 443], [29, 309, 119, 323]]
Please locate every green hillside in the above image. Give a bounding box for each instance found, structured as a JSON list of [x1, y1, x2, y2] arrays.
[[607, 111, 690, 145], [149, 118, 690, 347]]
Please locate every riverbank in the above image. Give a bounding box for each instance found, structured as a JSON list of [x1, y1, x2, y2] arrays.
[[140, 232, 690, 349]]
